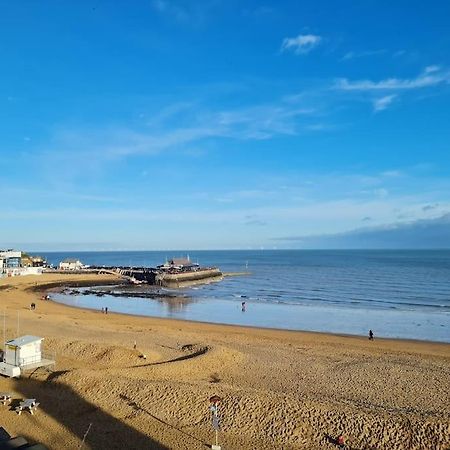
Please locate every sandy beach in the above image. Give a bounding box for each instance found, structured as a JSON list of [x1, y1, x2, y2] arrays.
[[0, 273, 449, 449]]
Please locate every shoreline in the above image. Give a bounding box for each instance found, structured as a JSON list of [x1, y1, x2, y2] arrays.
[[1, 273, 449, 449], [51, 293, 450, 347], [47, 276, 450, 345], [5, 274, 449, 352], [3, 273, 450, 354]]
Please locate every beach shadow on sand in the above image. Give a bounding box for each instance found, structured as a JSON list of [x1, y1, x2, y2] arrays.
[[11, 375, 169, 450], [126, 345, 210, 369]]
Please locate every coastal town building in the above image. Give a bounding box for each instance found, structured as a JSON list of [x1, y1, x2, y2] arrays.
[[21, 254, 47, 267], [0, 250, 44, 277], [59, 258, 84, 270], [0, 250, 22, 271]]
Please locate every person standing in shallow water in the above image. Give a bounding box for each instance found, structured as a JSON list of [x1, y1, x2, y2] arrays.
[[369, 329, 374, 340]]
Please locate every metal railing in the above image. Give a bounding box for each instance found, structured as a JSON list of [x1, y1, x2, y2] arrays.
[[18, 352, 55, 367]]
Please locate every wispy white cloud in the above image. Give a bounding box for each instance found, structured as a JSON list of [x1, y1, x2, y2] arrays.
[[243, 6, 275, 17], [151, 0, 217, 23], [25, 65, 448, 185], [0, 186, 125, 205], [424, 65, 440, 74], [4, 197, 449, 231], [335, 67, 450, 91], [214, 189, 277, 204], [152, 0, 190, 21], [3, 164, 450, 250], [373, 188, 389, 198], [341, 49, 386, 61], [214, 104, 315, 139], [36, 99, 319, 178], [281, 34, 321, 54], [373, 94, 397, 112], [244, 215, 268, 226], [381, 170, 403, 177]]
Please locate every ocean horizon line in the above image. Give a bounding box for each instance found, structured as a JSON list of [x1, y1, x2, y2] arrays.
[[19, 247, 450, 253]]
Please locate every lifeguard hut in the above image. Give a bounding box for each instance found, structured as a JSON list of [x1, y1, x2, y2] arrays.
[[0, 335, 54, 378]]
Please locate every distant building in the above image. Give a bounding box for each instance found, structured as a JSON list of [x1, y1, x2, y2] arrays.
[[21, 254, 47, 268], [31, 256, 47, 267], [59, 258, 83, 270], [0, 250, 43, 277], [0, 250, 22, 276], [0, 250, 22, 271], [157, 256, 200, 272], [169, 258, 196, 268]]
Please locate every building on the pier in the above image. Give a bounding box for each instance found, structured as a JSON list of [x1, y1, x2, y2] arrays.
[[59, 258, 84, 270], [158, 257, 200, 272]]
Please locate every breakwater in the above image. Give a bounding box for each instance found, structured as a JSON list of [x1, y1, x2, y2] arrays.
[[156, 267, 222, 287], [91, 266, 223, 287]]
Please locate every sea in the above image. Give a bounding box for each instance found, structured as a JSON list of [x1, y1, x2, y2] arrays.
[[42, 250, 450, 343]]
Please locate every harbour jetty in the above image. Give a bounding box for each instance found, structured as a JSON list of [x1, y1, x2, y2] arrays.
[[93, 257, 223, 288]]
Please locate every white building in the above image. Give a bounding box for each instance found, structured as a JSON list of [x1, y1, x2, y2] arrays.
[[158, 257, 200, 271], [0, 335, 45, 377], [0, 250, 22, 273], [4, 335, 43, 367], [0, 335, 55, 378], [0, 250, 43, 277], [59, 258, 83, 270]]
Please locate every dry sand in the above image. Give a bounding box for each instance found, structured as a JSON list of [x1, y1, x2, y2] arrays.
[[0, 273, 449, 449]]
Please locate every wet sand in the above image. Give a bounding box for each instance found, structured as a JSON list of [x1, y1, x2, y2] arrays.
[[0, 273, 449, 449]]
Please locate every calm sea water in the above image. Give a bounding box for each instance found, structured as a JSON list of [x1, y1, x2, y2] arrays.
[[44, 250, 450, 342]]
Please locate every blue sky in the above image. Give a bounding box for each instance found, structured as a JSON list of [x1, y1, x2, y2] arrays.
[[1, 0, 450, 250]]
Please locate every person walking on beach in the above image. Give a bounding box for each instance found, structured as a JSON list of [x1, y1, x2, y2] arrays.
[[105, 307, 108, 314], [369, 329, 374, 340]]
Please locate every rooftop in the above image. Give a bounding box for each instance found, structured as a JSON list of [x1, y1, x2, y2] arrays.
[[170, 258, 191, 266], [7, 335, 43, 347]]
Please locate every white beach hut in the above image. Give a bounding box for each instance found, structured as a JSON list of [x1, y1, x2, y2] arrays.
[[0, 335, 54, 378], [5, 335, 43, 367]]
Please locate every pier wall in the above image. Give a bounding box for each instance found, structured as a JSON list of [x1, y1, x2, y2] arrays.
[[43, 266, 223, 288], [156, 268, 223, 287]]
